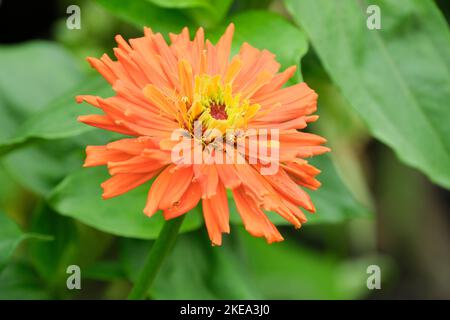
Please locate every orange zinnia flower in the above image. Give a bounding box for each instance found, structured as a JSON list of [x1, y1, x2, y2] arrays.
[[76, 24, 329, 245]]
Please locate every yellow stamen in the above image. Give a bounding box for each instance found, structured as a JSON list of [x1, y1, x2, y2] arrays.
[[185, 74, 260, 134]]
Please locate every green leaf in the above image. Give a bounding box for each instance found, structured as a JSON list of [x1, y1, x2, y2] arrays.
[[22, 204, 116, 298], [209, 10, 309, 80], [284, 0, 450, 189], [308, 155, 371, 224], [0, 166, 22, 214], [0, 76, 112, 155], [228, 154, 371, 226], [28, 204, 113, 292], [2, 141, 84, 196], [0, 262, 51, 299], [95, 0, 193, 34], [0, 41, 90, 195], [28, 205, 79, 285], [96, 0, 231, 31], [232, 0, 274, 11], [304, 64, 374, 209], [120, 233, 258, 299], [48, 167, 203, 239], [163, 0, 233, 28], [1, 128, 114, 196], [0, 41, 83, 132], [0, 95, 17, 143], [146, 0, 214, 9], [0, 211, 49, 272], [2, 128, 118, 196]]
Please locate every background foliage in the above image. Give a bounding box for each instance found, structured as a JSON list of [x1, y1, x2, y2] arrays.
[[0, 0, 449, 299]]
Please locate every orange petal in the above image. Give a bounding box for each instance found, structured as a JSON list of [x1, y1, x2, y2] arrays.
[[281, 162, 321, 190], [84, 145, 131, 167], [194, 164, 219, 199], [177, 59, 194, 101], [253, 65, 297, 98], [232, 186, 283, 244], [216, 23, 235, 75], [202, 181, 230, 246], [143, 84, 178, 117], [101, 172, 156, 199], [263, 168, 315, 212], [107, 155, 166, 175], [144, 165, 173, 217], [159, 166, 194, 210], [164, 181, 202, 219], [86, 56, 116, 84], [106, 137, 158, 155], [216, 164, 241, 189], [144, 165, 194, 216], [77, 114, 136, 136], [234, 43, 280, 92]]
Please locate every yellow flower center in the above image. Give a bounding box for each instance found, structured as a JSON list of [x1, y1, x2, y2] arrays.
[[185, 74, 260, 134]]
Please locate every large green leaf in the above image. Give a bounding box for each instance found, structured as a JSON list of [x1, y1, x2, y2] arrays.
[[304, 62, 374, 209], [2, 141, 84, 196], [307, 155, 371, 223], [0, 211, 49, 272], [96, 0, 231, 32], [284, 0, 450, 189], [209, 10, 309, 81], [1, 128, 119, 196], [0, 41, 90, 195], [48, 167, 203, 239], [147, 0, 232, 27], [95, 0, 193, 34], [0, 77, 111, 155], [1, 127, 115, 196], [0, 42, 83, 131], [0, 44, 118, 195], [0, 41, 82, 144]]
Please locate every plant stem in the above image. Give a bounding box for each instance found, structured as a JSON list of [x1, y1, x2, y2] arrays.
[[127, 215, 185, 300]]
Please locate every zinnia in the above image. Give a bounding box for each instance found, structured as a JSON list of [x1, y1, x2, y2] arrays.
[[76, 24, 329, 245]]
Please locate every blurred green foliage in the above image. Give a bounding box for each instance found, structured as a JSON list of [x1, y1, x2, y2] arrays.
[[0, 0, 448, 299]]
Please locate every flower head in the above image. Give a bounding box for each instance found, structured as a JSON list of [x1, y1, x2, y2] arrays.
[[77, 24, 329, 245]]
